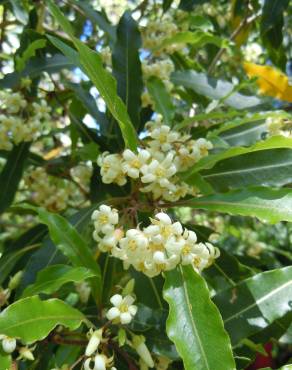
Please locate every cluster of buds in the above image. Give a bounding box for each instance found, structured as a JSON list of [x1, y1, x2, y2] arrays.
[[141, 59, 174, 107], [23, 166, 89, 212], [141, 17, 187, 55], [0, 86, 53, 151], [98, 120, 212, 202], [265, 116, 291, 137], [92, 206, 220, 277]]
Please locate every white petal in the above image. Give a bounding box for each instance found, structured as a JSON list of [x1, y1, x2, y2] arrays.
[[120, 312, 132, 324], [94, 354, 106, 370], [110, 294, 123, 307], [106, 307, 120, 321], [155, 212, 171, 224]]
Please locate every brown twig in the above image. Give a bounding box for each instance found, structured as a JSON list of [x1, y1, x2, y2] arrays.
[[207, 13, 259, 75]]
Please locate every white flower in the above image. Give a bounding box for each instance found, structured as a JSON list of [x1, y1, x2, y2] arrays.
[[122, 149, 151, 179], [141, 153, 177, 188], [95, 229, 124, 253], [1, 336, 16, 353], [32, 100, 51, 120], [2, 92, 27, 113], [106, 294, 137, 324], [118, 229, 149, 261], [85, 329, 103, 356], [196, 138, 213, 156], [148, 125, 179, 152], [94, 354, 107, 370], [97, 152, 127, 186], [92, 205, 119, 234]]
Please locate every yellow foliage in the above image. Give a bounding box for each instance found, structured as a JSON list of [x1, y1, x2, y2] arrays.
[[244, 62, 292, 102]]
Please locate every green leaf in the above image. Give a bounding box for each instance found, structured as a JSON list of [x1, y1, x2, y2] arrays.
[[213, 266, 292, 345], [22, 265, 97, 298], [182, 136, 292, 180], [158, 31, 226, 50], [15, 39, 47, 72], [177, 187, 292, 224], [0, 54, 75, 89], [0, 142, 30, 214], [147, 77, 175, 126], [0, 296, 86, 344], [0, 350, 12, 369], [260, 0, 289, 69], [171, 70, 262, 109], [112, 11, 143, 128], [201, 148, 292, 191], [31, 207, 101, 302], [48, 1, 138, 151], [163, 266, 236, 370]]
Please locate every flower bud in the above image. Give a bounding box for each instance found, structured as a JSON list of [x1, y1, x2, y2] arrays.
[[2, 336, 16, 353], [19, 346, 35, 360], [85, 329, 103, 356], [94, 354, 106, 370], [132, 335, 154, 368], [8, 271, 23, 290]]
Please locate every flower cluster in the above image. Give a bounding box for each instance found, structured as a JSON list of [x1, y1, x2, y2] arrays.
[[92, 206, 220, 277], [141, 16, 187, 55], [23, 166, 88, 212], [97, 120, 213, 202], [0, 87, 53, 150], [0, 335, 35, 361]]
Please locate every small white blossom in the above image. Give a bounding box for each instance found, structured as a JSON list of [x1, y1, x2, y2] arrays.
[[122, 149, 151, 179], [106, 294, 137, 324], [92, 205, 119, 234], [132, 335, 154, 368]]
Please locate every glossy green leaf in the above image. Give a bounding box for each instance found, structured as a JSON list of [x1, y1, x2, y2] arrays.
[[112, 11, 143, 128], [163, 265, 236, 370], [0, 350, 11, 369], [201, 148, 292, 191], [0, 296, 86, 344], [177, 187, 292, 224], [182, 136, 292, 180], [171, 70, 262, 109], [213, 266, 292, 345], [0, 143, 30, 214], [147, 77, 175, 126], [29, 207, 101, 301], [22, 265, 97, 298], [48, 1, 138, 151]]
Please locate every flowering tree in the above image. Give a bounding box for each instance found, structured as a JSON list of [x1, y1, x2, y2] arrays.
[[0, 0, 292, 369]]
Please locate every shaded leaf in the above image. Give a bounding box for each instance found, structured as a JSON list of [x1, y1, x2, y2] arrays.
[[171, 70, 262, 109], [15, 39, 47, 72], [178, 187, 292, 224], [163, 265, 236, 370], [213, 266, 292, 345], [201, 148, 292, 191], [147, 77, 175, 126], [112, 11, 143, 128], [182, 136, 292, 180], [0, 142, 30, 214], [48, 1, 138, 151], [22, 265, 97, 298], [0, 296, 86, 344]]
